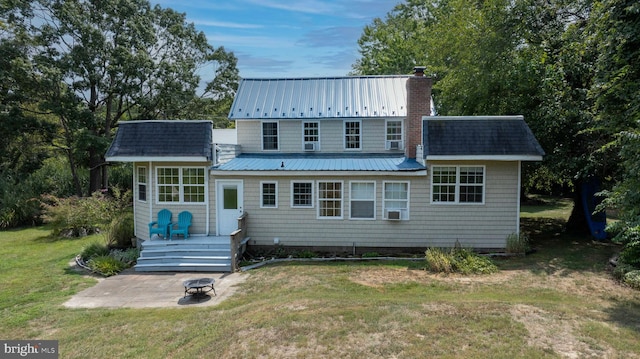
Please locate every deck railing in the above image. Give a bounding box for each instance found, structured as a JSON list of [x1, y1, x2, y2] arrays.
[[229, 212, 248, 272]]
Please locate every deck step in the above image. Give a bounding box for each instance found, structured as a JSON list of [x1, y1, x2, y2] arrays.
[[135, 236, 232, 272], [135, 262, 231, 272]]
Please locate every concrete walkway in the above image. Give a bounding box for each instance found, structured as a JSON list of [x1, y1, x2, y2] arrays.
[[64, 269, 248, 309]]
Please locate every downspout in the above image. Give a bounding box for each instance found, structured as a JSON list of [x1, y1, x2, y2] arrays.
[[148, 161, 153, 240], [516, 161, 521, 235]]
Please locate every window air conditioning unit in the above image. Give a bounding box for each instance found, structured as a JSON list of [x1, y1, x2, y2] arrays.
[[386, 140, 402, 150], [304, 142, 317, 151], [387, 210, 402, 220]]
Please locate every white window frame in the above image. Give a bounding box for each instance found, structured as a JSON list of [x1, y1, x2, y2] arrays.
[[302, 121, 320, 150], [431, 165, 486, 205], [136, 166, 147, 202], [260, 181, 278, 208], [383, 181, 410, 220], [385, 119, 404, 150], [291, 181, 314, 208], [317, 180, 343, 219], [156, 167, 206, 205], [349, 181, 376, 220], [344, 120, 361, 150], [261, 121, 279, 151]]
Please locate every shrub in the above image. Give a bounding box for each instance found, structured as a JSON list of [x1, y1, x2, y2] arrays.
[[623, 270, 640, 290], [42, 189, 132, 238], [617, 227, 640, 268], [88, 255, 126, 277], [296, 249, 317, 258], [105, 211, 135, 249], [362, 252, 381, 258], [452, 248, 499, 274], [425, 248, 453, 273], [506, 232, 530, 254], [425, 247, 498, 274], [110, 248, 140, 265], [80, 242, 110, 261]]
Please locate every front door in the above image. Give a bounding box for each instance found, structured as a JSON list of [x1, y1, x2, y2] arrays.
[[216, 180, 243, 236]]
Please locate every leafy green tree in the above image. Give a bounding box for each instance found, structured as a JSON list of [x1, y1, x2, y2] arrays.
[[590, 0, 640, 262], [352, 0, 607, 233], [4, 0, 238, 196]]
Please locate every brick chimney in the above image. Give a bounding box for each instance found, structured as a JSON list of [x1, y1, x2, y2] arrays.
[[405, 66, 432, 159]]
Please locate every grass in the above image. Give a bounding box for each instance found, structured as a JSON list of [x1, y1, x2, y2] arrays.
[[1, 199, 639, 358]]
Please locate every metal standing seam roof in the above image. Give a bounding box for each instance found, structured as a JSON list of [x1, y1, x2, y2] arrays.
[[228, 76, 412, 120], [212, 153, 426, 172]]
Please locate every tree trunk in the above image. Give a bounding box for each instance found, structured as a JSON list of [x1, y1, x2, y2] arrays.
[[66, 148, 84, 197], [88, 149, 104, 194]]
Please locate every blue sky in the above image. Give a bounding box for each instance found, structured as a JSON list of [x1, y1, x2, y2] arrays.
[[152, 0, 397, 79]]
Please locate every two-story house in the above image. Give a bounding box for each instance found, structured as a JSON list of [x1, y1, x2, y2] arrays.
[[105, 67, 544, 271]]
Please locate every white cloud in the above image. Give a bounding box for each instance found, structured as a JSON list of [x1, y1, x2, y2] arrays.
[[193, 19, 263, 29]]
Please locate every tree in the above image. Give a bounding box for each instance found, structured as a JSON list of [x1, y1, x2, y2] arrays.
[[352, 0, 607, 233], [590, 0, 640, 262], [4, 0, 238, 196]]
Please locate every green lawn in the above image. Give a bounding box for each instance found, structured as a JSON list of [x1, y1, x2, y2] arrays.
[[1, 200, 639, 358]]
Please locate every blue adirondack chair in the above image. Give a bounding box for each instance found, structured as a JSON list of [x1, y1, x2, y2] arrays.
[[149, 209, 172, 239], [170, 211, 192, 240]]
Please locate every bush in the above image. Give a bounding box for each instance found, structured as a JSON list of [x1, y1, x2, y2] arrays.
[[110, 248, 140, 265], [105, 211, 135, 249], [623, 270, 640, 290], [425, 247, 498, 274], [88, 255, 126, 277], [42, 189, 132, 238], [80, 242, 110, 261], [506, 232, 530, 254], [425, 248, 453, 273], [452, 248, 499, 274]]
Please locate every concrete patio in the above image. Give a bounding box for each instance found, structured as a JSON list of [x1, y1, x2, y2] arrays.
[[64, 269, 248, 309]]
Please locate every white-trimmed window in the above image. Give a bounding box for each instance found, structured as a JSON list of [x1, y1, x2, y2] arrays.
[[383, 181, 409, 220], [260, 181, 278, 208], [350, 181, 375, 220], [431, 165, 485, 204], [157, 167, 205, 204], [318, 181, 343, 218], [136, 166, 147, 202], [303, 122, 319, 150], [344, 120, 361, 150], [291, 181, 313, 208], [386, 120, 403, 150], [262, 121, 279, 150]]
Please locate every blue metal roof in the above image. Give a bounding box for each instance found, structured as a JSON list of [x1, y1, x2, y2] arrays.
[[212, 153, 425, 172]]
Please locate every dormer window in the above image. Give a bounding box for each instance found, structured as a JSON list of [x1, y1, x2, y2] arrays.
[[344, 120, 361, 150], [262, 121, 279, 151]]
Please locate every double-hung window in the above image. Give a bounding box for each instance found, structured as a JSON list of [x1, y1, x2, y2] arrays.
[[431, 166, 485, 204], [344, 120, 361, 150], [291, 181, 313, 208], [261, 181, 278, 208], [137, 166, 147, 202], [303, 122, 319, 150], [157, 167, 205, 204], [386, 120, 403, 150], [262, 121, 279, 150], [318, 181, 342, 218], [383, 181, 409, 220], [350, 182, 375, 219]]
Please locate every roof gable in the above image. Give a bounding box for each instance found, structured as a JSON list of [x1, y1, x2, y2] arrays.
[[229, 76, 413, 120], [423, 116, 545, 160], [105, 120, 213, 162]]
